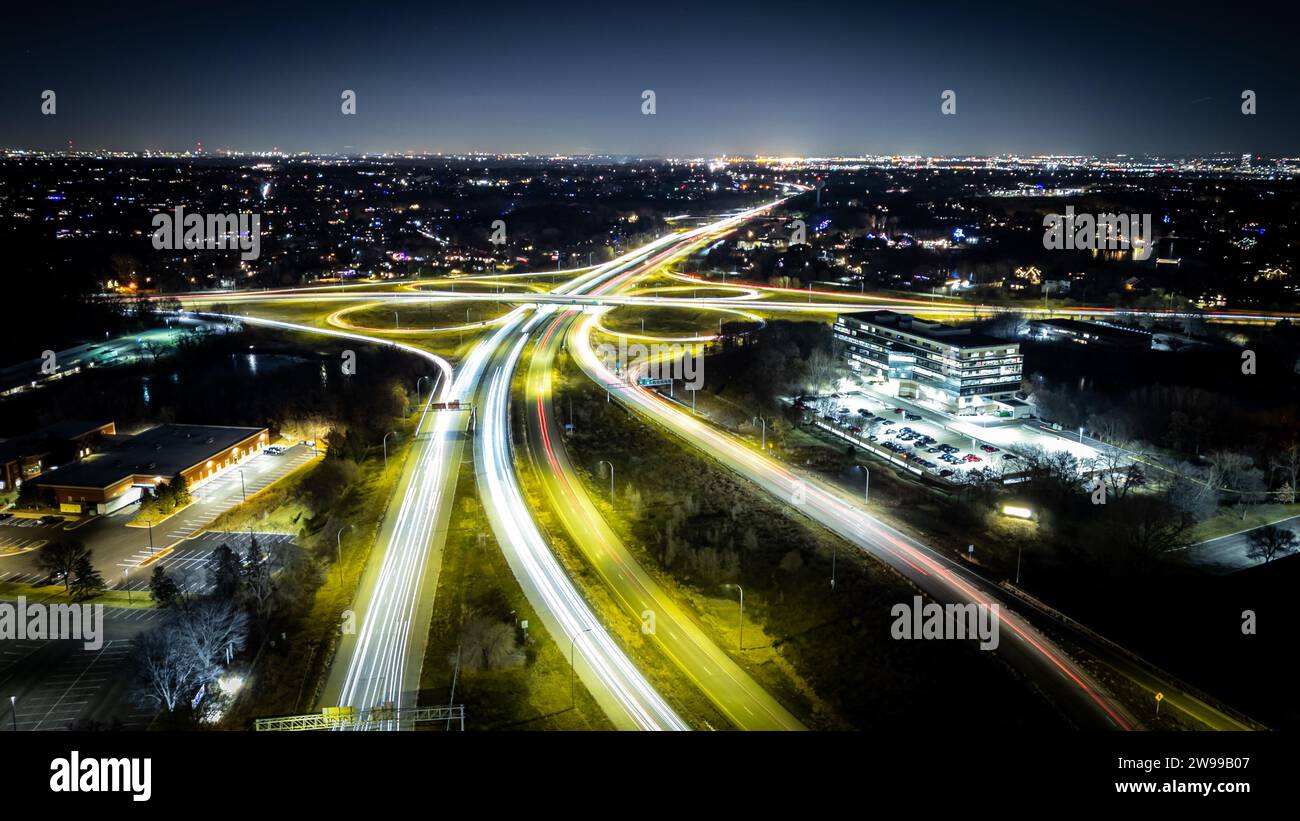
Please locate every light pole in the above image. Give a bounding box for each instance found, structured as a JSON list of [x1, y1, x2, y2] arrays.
[[597, 461, 615, 506], [147, 520, 154, 557], [752, 416, 766, 450], [393, 311, 399, 329], [863, 465, 870, 504], [9, 696, 14, 732], [237, 467, 246, 503], [383, 430, 397, 469], [336, 524, 351, 585], [1078, 426, 1085, 443], [123, 569, 131, 604], [1015, 542, 1023, 585], [570, 626, 593, 708], [723, 583, 744, 650], [416, 375, 430, 409]]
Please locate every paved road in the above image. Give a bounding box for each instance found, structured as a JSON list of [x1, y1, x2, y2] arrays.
[[522, 277, 803, 726], [1180, 515, 1300, 574], [474, 247, 694, 731]]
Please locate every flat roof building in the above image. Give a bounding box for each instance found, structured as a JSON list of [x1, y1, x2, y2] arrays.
[[0, 420, 116, 492], [34, 423, 267, 515], [833, 310, 1023, 413]]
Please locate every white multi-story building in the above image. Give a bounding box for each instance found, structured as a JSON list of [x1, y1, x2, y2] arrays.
[[833, 311, 1023, 413]]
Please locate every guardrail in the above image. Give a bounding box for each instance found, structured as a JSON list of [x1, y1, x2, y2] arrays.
[[998, 581, 1265, 730], [255, 704, 465, 731]]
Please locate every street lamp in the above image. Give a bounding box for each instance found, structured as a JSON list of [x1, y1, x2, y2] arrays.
[[1015, 541, 1024, 585], [597, 461, 615, 507], [123, 569, 131, 604], [752, 416, 767, 450], [9, 696, 14, 732], [382, 430, 397, 469], [393, 311, 399, 329], [863, 465, 870, 504], [336, 524, 351, 585], [147, 520, 154, 556], [416, 375, 430, 409], [722, 583, 744, 651], [237, 466, 247, 503], [1078, 426, 1085, 443], [570, 626, 593, 708]]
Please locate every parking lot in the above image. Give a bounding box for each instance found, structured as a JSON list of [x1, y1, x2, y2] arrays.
[[1, 614, 157, 731], [800, 391, 1048, 484], [156, 444, 316, 542], [116, 530, 296, 593]]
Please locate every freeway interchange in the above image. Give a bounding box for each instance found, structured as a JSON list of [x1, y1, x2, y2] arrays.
[[172, 203, 1261, 732]]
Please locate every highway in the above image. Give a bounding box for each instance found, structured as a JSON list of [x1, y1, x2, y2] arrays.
[[472, 202, 792, 730], [472, 245, 695, 730], [519, 291, 804, 726], [192, 311, 468, 721], [167, 206, 1258, 732], [568, 313, 1145, 731]]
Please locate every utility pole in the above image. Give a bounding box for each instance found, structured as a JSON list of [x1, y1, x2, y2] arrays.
[[336, 524, 351, 585], [723, 584, 744, 650], [570, 627, 593, 708], [383, 430, 397, 469], [598, 461, 615, 506]]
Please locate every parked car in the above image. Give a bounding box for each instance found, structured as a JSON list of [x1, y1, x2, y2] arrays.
[[980, 445, 998, 453]]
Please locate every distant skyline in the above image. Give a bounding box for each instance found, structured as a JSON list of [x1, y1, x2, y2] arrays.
[[4, 0, 1298, 157]]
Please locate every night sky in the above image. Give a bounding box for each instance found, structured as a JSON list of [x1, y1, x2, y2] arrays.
[[2, 0, 1296, 156]]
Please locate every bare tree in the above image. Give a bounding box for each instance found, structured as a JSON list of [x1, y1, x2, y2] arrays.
[[130, 627, 202, 714], [1087, 440, 1144, 501], [1269, 440, 1300, 499], [456, 616, 524, 672], [804, 348, 841, 395], [174, 599, 249, 683], [1208, 450, 1266, 519], [1246, 525, 1299, 564]]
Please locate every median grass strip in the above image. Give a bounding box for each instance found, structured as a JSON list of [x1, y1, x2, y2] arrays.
[[0, 582, 155, 609], [418, 452, 612, 730]]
